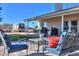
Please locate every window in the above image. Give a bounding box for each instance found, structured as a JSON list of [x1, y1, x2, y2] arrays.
[[64, 21, 68, 32], [71, 21, 77, 32]]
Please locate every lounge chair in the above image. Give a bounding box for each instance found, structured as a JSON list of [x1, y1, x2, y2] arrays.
[[0, 32, 28, 56], [43, 32, 79, 56]]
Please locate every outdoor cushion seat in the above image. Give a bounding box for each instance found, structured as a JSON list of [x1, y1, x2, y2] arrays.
[[47, 39, 62, 55], [47, 47, 60, 55], [0, 32, 28, 55], [9, 44, 28, 53], [48, 36, 60, 48]]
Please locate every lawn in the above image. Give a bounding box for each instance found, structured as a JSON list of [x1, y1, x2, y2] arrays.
[[0, 34, 33, 44]]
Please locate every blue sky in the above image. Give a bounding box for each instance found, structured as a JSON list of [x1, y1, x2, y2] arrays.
[[1, 3, 79, 27]]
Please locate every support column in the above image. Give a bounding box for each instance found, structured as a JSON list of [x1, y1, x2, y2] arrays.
[[61, 15, 64, 32], [27, 21, 29, 32], [37, 21, 40, 29], [77, 20, 79, 33], [68, 20, 71, 32], [37, 21, 41, 38]]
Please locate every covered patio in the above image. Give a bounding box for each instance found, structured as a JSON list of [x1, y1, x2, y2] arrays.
[[0, 7, 79, 56], [25, 7, 79, 35]]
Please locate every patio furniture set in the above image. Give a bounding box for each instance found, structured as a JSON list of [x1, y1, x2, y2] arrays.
[[0, 31, 79, 56]]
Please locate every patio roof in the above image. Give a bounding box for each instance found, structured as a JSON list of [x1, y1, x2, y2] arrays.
[[24, 6, 79, 21]]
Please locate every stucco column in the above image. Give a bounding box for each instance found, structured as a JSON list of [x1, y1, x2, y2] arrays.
[[61, 15, 64, 32], [68, 20, 71, 32], [27, 21, 29, 32], [37, 21, 41, 38], [37, 21, 41, 29], [77, 20, 79, 33]]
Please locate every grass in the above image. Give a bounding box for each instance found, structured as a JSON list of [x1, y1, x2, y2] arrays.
[[9, 35, 32, 41], [0, 34, 33, 44]]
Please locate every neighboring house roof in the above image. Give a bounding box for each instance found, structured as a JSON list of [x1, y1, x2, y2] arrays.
[[0, 24, 13, 29], [25, 6, 79, 21]]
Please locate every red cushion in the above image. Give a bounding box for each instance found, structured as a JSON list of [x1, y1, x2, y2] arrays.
[[48, 42, 58, 48], [48, 36, 60, 48]]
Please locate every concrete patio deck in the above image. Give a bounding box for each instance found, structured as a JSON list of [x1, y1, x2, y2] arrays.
[[0, 45, 54, 56], [0, 41, 79, 56]]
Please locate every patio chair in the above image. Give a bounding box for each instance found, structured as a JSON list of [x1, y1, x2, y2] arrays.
[[43, 32, 79, 56], [0, 32, 28, 56]]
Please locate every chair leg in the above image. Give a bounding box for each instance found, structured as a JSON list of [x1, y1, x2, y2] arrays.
[[26, 48, 28, 56], [19, 50, 22, 56], [3, 47, 10, 56], [2, 50, 5, 56], [7, 53, 10, 56], [6, 51, 9, 56], [43, 46, 45, 56], [5, 50, 10, 56], [3, 51, 9, 56]]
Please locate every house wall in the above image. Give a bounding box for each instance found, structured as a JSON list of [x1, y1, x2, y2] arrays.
[[64, 14, 79, 32], [39, 14, 79, 35], [39, 17, 61, 35]]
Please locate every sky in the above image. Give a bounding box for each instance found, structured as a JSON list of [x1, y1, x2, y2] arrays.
[[0, 3, 79, 27]]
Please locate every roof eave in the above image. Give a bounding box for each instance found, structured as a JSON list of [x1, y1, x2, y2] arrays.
[[25, 6, 79, 21]]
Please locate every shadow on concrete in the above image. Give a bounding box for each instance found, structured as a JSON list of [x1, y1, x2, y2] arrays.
[[24, 52, 49, 56], [68, 52, 79, 56]]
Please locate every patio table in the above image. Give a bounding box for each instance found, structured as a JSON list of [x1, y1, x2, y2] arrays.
[[29, 37, 48, 55]]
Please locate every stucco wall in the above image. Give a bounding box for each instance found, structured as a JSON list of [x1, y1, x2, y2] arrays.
[[64, 14, 79, 32], [64, 14, 79, 21], [39, 17, 61, 35]]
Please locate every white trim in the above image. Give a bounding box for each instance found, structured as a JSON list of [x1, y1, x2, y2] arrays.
[[39, 7, 79, 18], [61, 15, 64, 32], [36, 11, 79, 20], [26, 7, 79, 21], [37, 21, 42, 39]]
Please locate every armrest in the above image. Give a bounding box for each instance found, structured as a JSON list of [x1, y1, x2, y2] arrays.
[[12, 38, 29, 44], [17, 38, 29, 42], [58, 43, 61, 45], [53, 42, 62, 45]]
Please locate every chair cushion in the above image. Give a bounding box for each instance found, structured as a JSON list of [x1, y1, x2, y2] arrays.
[[9, 44, 28, 53], [47, 47, 60, 55], [48, 36, 60, 48], [3, 34, 11, 47]]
